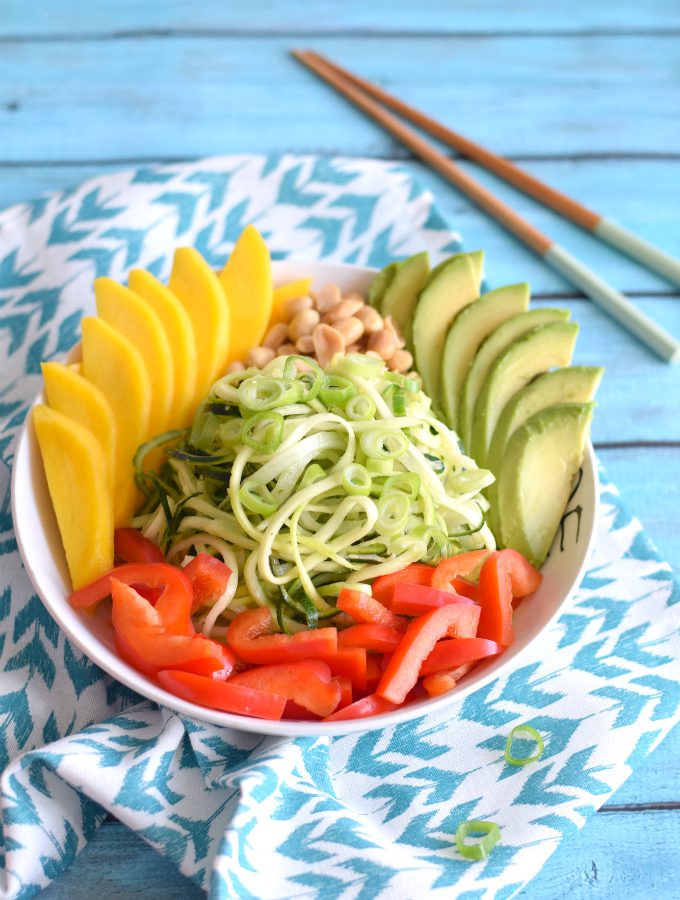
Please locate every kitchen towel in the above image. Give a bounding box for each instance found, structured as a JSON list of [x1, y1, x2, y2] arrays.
[[0, 154, 678, 899]]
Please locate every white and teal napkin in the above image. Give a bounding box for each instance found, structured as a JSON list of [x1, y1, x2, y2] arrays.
[[0, 154, 678, 900]]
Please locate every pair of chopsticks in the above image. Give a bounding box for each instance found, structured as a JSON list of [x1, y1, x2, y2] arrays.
[[292, 50, 680, 365]]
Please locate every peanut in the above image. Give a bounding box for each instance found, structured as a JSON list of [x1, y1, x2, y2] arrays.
[[315, 282, 342, 312], [262, 322, 289, 350], [282, 295, 313, 320], [246, 346, 276, 368], [334, 316, 364, 345], [288, 308, 321, 342], [324, 297, 365, 323], [295, 334, 315, 354], [367, 328, 398, 361], [226, 360, 246, 374], [313, 323, 346, 368], [277, 342, 298, 356], [387, 348, 414, 373], [384, 314, 406, 349], [356, 305, 383, 334], [343, 291, 365, 302]]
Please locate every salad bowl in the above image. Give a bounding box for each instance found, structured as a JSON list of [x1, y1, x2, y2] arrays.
[[11, 259, 600, 736]]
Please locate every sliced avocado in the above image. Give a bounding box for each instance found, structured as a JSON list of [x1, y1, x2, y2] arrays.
[[440, 283, 530, 431], [486, 365, 603, 537], [412, 254, 479, 401], [380, 251, 430, 348], [497, 402, 595, 567], [471, 320, 579, 466], [368, 261, 399, 311], [428, 249, 484, 293], [458, 307, 570, 453]]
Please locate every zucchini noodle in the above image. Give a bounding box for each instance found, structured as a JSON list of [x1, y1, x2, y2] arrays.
[[134, 353, 495, 634]]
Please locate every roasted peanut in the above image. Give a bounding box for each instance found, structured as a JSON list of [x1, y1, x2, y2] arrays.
[[324, 297, 365, 323], [282, 295, 314, 320], [334, 316, 364, 345], [277, 342, 298, 356], [387, 348, 414, 373], [313, 323, 346, 368], [384, 314, 406, 349], [247, 346, 276, 368], [295, 334, 315, 354], [288, 308, 321, 341], [367, 328, 398, 361], [356, 304, 383, 334], [262, 322, 289, 350], [315, 282, 342, 312], [343, 291, 365, 302], [226, 360, 246, 374]]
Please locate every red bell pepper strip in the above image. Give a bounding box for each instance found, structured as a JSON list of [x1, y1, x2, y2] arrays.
[[370, 563, 435, 604], [422, 672, 457, 698], [157, 669, 286, 720], [450, 577, 479, 602], [325, 693, 397, 721], [334, 676, 353, 710], [387, 582, 475, 617], [419, 637, 502, 676], [111, 579, 233, 678], [114, 527, 165, 564], [365, 654, 383, 692], [338, 624, 403, 653], [336, 588, 407, 632], [69, 561, 193, 633], [476, 550, 540, 646], [226, 607, 337, 664], [377, 603, 481, 704], [183, 553, 233, 613], [431, 550, 490, 592], [314, 647, 367, 692], [230, 661, 341, 717]]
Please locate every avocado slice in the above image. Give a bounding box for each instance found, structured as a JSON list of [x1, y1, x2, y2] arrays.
[[412, 254, 479, 401], [497, 402, 595, 567], [458, 307, 570, 453], [380, 251, 430, 348], [471, 320, 579, 466], [368, 261, 399, 311], [485, 366, 603, 537], [440, 283, 530, 431]]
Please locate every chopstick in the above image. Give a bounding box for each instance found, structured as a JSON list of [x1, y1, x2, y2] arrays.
[[302, 50, 680, 291], [293, 50, 680, 365]]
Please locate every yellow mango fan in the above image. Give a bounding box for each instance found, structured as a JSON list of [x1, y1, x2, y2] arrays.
[[220, 225, 273, 363]]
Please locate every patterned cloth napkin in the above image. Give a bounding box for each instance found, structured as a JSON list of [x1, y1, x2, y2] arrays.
[[0, 154, 678, 900]]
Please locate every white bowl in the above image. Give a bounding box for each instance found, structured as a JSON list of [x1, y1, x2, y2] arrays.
[[11, 259, 599, 737]]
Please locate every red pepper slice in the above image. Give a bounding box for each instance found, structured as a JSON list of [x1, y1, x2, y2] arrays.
[[226, 607, 337, 664], [365, 654, 383, 692], [336, 588, 407, 632], [476, 550, 540, 646], [450, 577, 479, 602], [183, 553, 233, 613], [370, 563, 435, 604], [338, 624, 403, 653], [114, 528, 165, 564], [314, 647, 367, 692], [376, 603, 481, 704], [387, 582, 475, 617], [431, 550, 490, 592], [157, 669, 286, 720], [111, 579, 233, 678], [419, 637, 502, 676], [325, 693, 397, 721], [69, 562, 193, 634], [230, 661, 341, 717], [422, 671, 457, 698], [334, 676, 353, 710]]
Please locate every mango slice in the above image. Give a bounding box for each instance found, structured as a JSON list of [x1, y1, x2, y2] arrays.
[[81, 316, 151, 527], [129, 268, 198, 428], [220, 225, 273, 363], [269, 277, 313, 327], [41, 361, 116, 491], [33, 404, 113, 589], [169, 247, 230, 410], [95, 277, 174, 438]]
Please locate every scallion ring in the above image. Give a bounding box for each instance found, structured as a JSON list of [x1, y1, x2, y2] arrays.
[[241, 411, 284, 454], [320, 374, 358, 407], [504, 724, 545, 766], [376, 491, 411, 535], [345, 394, 376, 421], [382, 472, 420, 500], [360, 428, 409, 460], [342, 463, 372, 496], [335, 352, 386, 379], [455, 820, 501, 861], [238, 375, 301, 411], [239, 479, 277, 517]]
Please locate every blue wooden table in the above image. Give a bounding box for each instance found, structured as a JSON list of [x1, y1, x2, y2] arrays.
[[2, 2, 678, 897]]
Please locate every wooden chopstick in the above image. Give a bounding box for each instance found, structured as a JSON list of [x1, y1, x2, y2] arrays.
[[303, 50, 680, 291], [293, 50, 680, 364]]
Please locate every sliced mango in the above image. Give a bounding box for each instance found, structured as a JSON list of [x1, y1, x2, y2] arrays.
[[41, 361, 116, 492], [269, 277, 313, 326], [220, 225, 273, 363], [169, 247, 230, 409], [95, 277, 174, 438], [81, 316, 151, 527], [129, 268, 198, 428], [33, 404, 113, 589]]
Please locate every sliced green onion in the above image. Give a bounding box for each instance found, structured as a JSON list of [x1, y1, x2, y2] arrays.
[[239, 479, 277, 517], [455, 820, 501, 861], [299, 462, 326, 489], [320, 374, 358, 407], [342, 463, 372, 496], [448, 468, 495, 494], [366, 458, 394, 476], [376, 491, 411, 536], [386, 371, 418, 392], [345, 394, 376, 421], [360, 428, 409, 460], [283, 355, 323, 401], [382, 472, 420, 500], [218, 417, 244, 446], [238, 375, 301, 411], [504, 724, 545, 766], [241, 411, 284, 454], [334, 352, 385, 379]]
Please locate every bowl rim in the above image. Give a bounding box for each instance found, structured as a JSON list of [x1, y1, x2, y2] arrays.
[[10, 258, 600, 737]]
